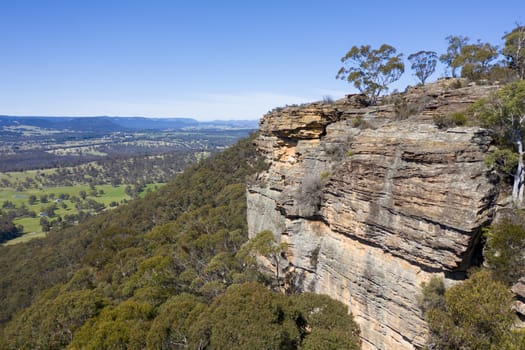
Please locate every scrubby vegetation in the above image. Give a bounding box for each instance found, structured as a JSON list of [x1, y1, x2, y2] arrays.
[[0, 134, 360, 349], [337, 24, 525, 105], [421, 270, 523, 350], [2, 21, 525, 350], [419, 209, 525, 349], [330, 22, 525, 350]]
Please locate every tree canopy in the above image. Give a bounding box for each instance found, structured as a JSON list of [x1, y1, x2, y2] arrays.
[[474, 80, 525, 205], [503, 24, 525, 79], [336, 44, 404, 105], [439, 35, 470, 78], [408, 50, 437, 85], [422, 270, 519, 350], [484, 213, 525, 286], [0, 134, 360, 350]]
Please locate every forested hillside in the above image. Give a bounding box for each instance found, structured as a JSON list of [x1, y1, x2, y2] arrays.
[[0, 134, 360, 349]]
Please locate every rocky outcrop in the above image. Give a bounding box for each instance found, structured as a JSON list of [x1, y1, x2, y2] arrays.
[[247, 80, 499, 350]]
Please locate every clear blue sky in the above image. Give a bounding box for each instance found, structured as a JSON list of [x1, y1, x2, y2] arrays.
[[0, 0, 523, 120]]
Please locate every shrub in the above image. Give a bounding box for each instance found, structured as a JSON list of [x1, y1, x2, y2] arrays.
[[351, 116, 362, 128], [423, 270, 516, 350], [450, 78, 465, 89], [295, 174, 323, 217], [418, 276, 445, 314], [393, 95, 431, 119], [484, 213, 525, 286], [433, 112, 468, 129]]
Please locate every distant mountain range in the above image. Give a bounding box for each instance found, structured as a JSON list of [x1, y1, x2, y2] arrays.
[[0, 116, 259, 133]]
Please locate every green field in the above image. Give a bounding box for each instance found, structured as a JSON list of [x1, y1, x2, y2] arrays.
[[1, 183, 165, 245]]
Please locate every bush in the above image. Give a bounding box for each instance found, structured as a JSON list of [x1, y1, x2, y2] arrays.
[[393, 94, 431, 119], [296, 174, 324, 217], [188, 283, 360, 350], [433, 112, 468, 129], [484, 148, 518, 184], [351, 116, 362, 128], [418, 276, 445, 314], [484, 213, 525, 286], [422, 270, 516, 350], [450, 78, 465, 89]]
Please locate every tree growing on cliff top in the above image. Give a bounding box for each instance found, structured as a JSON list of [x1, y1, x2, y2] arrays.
[[457, 40, 499, 81], [440, 35, 470, 78], [474, 80, 525, 206], [503, 24, 525, 79], [408, 50, 437, 85], [336, 44, 404, 105]]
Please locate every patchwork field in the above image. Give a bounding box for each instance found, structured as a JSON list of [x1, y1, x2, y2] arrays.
[[1, 182, 165, 245]]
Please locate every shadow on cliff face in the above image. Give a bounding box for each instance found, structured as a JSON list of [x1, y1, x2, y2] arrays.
[[446, 229, 486, 281]]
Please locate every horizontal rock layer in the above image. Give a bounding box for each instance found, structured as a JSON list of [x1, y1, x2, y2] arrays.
[[248, 80, 499, 350]]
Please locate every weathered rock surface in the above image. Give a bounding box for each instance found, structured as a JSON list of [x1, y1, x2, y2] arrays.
[[247, 80, 500, 350]]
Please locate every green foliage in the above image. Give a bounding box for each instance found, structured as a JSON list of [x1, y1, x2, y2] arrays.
[[146, 293, 207, 349], [0, 214, 22, 243], [485, 148, 518, 180], [68, 300, 155, 350], [440, 35, 499, 81], [351, 115, 363, 127], [194, 282, 300, 349], [433, 112, 469, 129], [0, 133, 359, 350], [418, 276, 445, 314], [458, 40, 499, 81], [484, 213, 525, 286], [188, 283, 360, 350], [237, 230, 288, 287], [238, 230, 287, 263], [0, 134, 265, 335], [336, 44, 404, 105], [320, 171, 330, 182], [408, 50, 437, 85], [502, 24, 525, 79], [423, 270, 516, 350], [2, 289, 107, 350], [300, 329, 359, 350], [475, 80, 525, 140], [440, 35, 470, 78], [472, 81, 525, 203]]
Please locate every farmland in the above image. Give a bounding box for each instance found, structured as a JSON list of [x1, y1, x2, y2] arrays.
[[0, 116, 256, 243]]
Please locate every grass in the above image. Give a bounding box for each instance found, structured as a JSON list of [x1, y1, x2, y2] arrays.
[[140, 183, 166, 198], [3, 231, 47, 246], [1, 183, 165, 245], [12, 217, 42, 236], [0, 168, 57, 184]]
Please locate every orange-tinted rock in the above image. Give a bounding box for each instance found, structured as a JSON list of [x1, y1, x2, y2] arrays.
[[247, 80, 499, 350]]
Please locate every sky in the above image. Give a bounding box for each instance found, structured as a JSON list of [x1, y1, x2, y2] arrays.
[[0, 0, 524, 121]]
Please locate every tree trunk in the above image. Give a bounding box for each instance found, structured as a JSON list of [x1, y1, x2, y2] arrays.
[[513, 140, 525, 206]]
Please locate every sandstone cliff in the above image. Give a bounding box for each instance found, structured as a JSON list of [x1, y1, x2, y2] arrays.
[[247, 79, 500, 350]]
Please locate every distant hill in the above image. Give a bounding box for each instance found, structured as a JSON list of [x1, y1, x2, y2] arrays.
[[0, 116, 259, 134]]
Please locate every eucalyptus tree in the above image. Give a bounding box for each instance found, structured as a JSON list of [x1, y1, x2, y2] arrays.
[[475, 80, 525, 205], [457, 40, 499, 80], [440, 35, 469, 77], [336, 44, 404, 105], [408, 50, 437, 85], [503, 24, 525, 79]]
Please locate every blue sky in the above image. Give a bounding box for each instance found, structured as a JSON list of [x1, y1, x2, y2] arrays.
[[0, 0, 523, 120]]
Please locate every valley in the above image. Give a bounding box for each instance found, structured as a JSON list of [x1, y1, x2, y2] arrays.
[[0, 116, 256, 243]]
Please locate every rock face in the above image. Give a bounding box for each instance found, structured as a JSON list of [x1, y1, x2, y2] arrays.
[[247, 80, 499, 350]]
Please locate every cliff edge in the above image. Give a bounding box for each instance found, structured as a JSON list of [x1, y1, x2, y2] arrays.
[[247, 79, 500, 350]]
